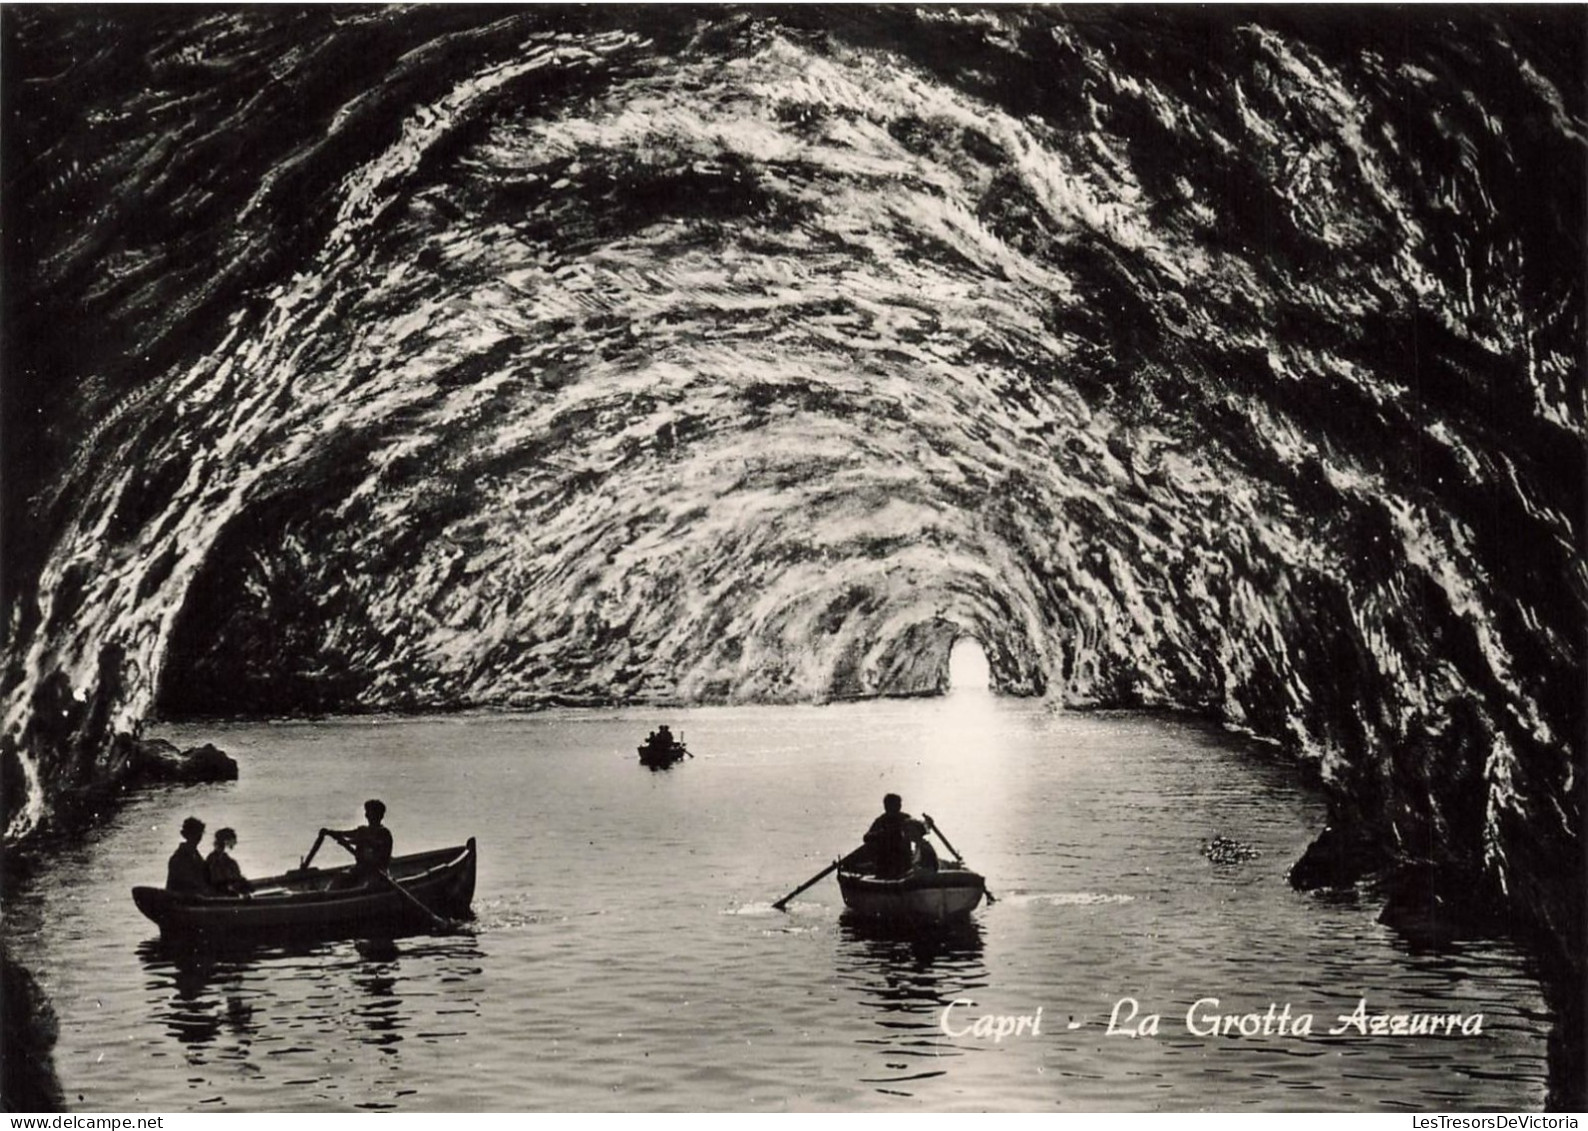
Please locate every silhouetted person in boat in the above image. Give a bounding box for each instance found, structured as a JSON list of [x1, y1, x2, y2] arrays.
[[863, 794, 935, 879], [166, 817, 210, 894], [206, 828, 253, 897], [641, 725, 687, 761], [322, 799, 394, 889]]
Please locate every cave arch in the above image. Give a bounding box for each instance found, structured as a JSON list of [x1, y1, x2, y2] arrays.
[[947, 637, 991, 693]]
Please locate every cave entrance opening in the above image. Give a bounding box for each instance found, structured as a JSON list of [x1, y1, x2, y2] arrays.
[[947, 637, 992, 695]]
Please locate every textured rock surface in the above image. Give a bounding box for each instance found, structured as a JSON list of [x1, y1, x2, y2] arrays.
[[1, 947, 64, 1112], [119, 739, 237, 786], [0, 6, 1581, 1103]]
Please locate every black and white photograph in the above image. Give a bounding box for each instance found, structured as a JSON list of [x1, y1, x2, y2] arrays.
[[0, 4, 1582, 1115]]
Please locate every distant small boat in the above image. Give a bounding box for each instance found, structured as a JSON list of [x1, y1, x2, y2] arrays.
[[837, 860, 986, 923], [132, 840, 477, 939], [637, 729, 690, 768]]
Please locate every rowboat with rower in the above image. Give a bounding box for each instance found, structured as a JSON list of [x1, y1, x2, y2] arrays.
[[772, 795, 990, 925]]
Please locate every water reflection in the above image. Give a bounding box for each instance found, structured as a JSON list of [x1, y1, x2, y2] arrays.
[[137, 938, 283, 1052], [835, 916, 989, 1096], [137, 933, 486, 1084]]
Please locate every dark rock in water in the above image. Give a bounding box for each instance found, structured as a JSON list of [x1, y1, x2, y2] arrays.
[[1374, 859, 1507, 938], [1288, 823, 1382, 891], [24, 735, 238, 838], [0, 947, 64, 1112], [123, 738, 238, 785], [1293, 824, 1505, 937]]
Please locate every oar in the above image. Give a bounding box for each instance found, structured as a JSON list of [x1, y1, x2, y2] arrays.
[[291, 831, 327, 876], [377, 869, 460, 932], [921, 813, 965, 862], [317, 830, 460, 931], [772, 859, 841, 911], [923, 814, 996, 903]]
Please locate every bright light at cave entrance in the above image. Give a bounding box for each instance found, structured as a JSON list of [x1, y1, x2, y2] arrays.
[[948, 638, 991, 694]]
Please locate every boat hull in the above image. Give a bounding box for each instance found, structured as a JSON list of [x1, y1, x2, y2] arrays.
[[132, 839, 477, 939], [637, 741, 689, 768], [837, 862, 985, 922], [639, 754, 686, 769]]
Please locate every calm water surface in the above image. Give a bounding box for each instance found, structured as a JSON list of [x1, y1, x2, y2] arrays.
[[4, 696, 1552, 1111]]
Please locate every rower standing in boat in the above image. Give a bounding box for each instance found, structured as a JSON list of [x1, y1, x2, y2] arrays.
[[206, 827, 253, 897], [322, 799, 394, 889], [863, 794, 937, 878], [165, 817, 211, 894]]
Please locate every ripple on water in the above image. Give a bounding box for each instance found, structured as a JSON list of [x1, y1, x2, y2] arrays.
[[998, 892, 1137, 907]]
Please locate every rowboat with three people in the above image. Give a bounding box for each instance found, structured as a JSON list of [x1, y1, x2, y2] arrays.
[[133, 839, 477, 938]]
